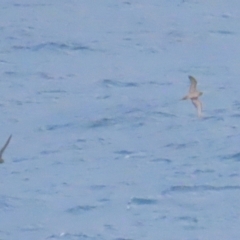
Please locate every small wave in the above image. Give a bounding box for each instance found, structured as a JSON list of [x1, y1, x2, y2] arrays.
[[231, 113, 240, 118], [40, 150, 58, 155], [150, 158, 172, 163], [47, 232, 100, 240], [13, 3, 49, 7], [37, 89, 66, 94], [175, 216, 199, 230], [221, 152, 240, 161], [193, 169, 214, 174], [114, 150, 147, 160], [162, 185, 240, 195], [13, 42, 93, 52], [114, 150, 133, 155], [153, 111, 176, 118], [210, 30, 235, 36], [176, 216, 198, 223], [129, 197, 158, 205], [39, 123, 73, 131], [67, 205, 97, 215], [0, 195, 18, 210], [101, 79, 138, 88], [164, 143, 188, 149], [88, 118, 117, 128]]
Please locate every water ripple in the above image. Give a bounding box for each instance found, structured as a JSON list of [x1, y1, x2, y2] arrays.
[[47, 232, 102, 240], [87, 118, 117, 128], [150, 158, 172, 163], [162, 185, 240, 194], [101, 79, 138, 88], [39, 123, 74, 131], [67, 205, 97, 215], [13, 42, 94, 52], [129, 197, 158, 205], [221, 152, 240, 161]]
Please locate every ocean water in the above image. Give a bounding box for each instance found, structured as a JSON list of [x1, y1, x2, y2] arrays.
[[1, 0, 240, 239]]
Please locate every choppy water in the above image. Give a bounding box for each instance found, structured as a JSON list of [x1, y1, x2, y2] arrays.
[[1, 1, 240, 240]]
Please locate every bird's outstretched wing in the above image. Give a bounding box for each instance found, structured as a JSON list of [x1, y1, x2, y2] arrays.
[[188, 75, 198, 93], [191, 98, 202, 117], [0, 135, 12, 158]]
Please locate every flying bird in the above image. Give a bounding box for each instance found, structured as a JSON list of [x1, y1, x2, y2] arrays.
[[182, 76, 203, 117], [0, 135, 12, 163]]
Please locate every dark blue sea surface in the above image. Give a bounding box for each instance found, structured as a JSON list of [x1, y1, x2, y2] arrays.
[[1, 0, 240, 239]]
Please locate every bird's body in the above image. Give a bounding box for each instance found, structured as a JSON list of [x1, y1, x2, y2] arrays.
[[0, 135, 12, 163], [182, 76, 203, 117]]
